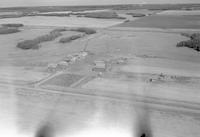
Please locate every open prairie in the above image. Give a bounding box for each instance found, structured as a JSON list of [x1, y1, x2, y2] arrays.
[[0, 5, 200, 137]]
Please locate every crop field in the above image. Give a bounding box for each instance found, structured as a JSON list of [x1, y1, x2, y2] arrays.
[[118, 15, 200, 29]]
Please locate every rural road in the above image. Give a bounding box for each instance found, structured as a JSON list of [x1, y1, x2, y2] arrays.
[[0, 82, 200, 137]]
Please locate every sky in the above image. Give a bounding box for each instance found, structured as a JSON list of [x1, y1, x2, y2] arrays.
[[1, 0, 200, 7]]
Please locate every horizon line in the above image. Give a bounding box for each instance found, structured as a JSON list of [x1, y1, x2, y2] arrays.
[[0, 3, 200, 9]]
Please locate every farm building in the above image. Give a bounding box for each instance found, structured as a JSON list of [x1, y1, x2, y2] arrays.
[[92, 60, 107, 72]]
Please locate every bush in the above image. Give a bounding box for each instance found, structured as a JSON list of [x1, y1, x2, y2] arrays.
[[36, 32, 62, 42], [180, 32, 192, 38], [126, 13, 146, 17], [176, 41, 186, 47], [190, 33, 200, 40], [0, 27, 20, 34], [59, 34, 82, 43], [17, 40, 39, 50], [71, 27, 96, 35], [124, 20, 130, 23], [17, 28, 65, 50], [2, 23, 24, 28], [181, 33, 200, 40], [50, 28, 67, 33], [177, 33, 200, 52], [83, 11, 125, 19], [39, 13, 70, 17]]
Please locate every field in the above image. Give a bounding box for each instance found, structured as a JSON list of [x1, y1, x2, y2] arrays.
[[158, 10, 200, 15], [0, 66, 49, 85], [1, 86, 200, 137], [118, 15, 200, 29], [0, 4, 200, 137], [0, 16, 124, 28]]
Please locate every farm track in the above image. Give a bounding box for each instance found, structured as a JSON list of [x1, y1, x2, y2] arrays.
[[1, 82, 200, 116]]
